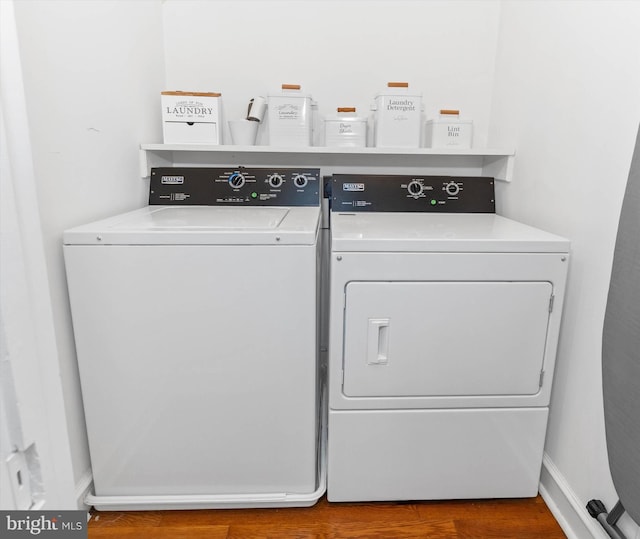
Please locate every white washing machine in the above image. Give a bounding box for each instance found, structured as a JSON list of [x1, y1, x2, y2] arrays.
[[64, 167, 325, 510], [327, 174, 570, 502]]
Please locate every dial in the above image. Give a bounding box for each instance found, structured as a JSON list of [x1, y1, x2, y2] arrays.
[[293, 174, 308, 188], [445, 181, 460, 196], [407, 180, 423, 196], [268, 173, 284, 188], [228, 172, 246, 189]]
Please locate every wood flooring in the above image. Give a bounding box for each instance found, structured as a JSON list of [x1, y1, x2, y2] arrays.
[[88, 494, 566, 538]]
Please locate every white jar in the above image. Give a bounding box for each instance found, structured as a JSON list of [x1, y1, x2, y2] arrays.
[[324, 108, 367, 148], [371, 82, 422, 148], [424, 109, 473, 149], [267, 84, 315, 147]]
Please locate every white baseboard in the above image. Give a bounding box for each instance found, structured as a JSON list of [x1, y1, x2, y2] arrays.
[[75, 469, 93, 510], [71, 454, 634, 535], [540, 453, 611, 539]]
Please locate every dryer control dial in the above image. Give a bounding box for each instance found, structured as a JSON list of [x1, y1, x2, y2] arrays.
[[407, 180, 423, 197], [228, 172, 246, 189], [445, 181, 460, 196], [268, 173, 284, 188], [293, 174, 308, 188]]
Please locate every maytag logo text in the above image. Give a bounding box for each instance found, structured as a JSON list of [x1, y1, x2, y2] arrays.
[[161, 175, 184, 184], [343, 183, 365, 192]]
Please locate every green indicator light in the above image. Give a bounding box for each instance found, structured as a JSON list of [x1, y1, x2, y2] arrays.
[[431, 199, 437, 205], [251, 192, 258, 199]]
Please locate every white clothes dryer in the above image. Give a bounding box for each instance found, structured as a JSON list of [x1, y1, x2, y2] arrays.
[[64, 167, 324, 510], [327, 174, 570, 502]]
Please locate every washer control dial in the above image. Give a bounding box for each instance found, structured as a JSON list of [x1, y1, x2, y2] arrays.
[[268, 173, 284, 188], [407, 180, 423, 197], [445, 181, 460, 196], [293, 174, 308, 188], [228, 172, 246, 189]]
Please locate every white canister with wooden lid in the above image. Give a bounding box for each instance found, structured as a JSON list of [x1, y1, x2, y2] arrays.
[[324, 107, 367, 148], [371, 82, 422, 148], [267, 84, 315, 147], [424, 109, 473, 149]]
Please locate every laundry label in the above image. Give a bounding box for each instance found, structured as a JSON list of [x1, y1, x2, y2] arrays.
[[276, 103, 302, 121]]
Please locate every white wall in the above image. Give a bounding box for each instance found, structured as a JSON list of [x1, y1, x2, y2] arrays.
[[490, 1, 640, 537], [12, 0, 165, 496], [162, 0, 501, 147], [1, 1, 76, 508]]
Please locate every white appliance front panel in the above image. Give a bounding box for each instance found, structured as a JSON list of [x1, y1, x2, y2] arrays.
[[343, 281, 552, 398], [327, 407, 548, 502], [328, 252, 569, 410], [64, 243, 319, 497]]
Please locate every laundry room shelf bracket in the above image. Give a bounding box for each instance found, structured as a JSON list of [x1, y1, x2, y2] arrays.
[[139, 144, 515, 182]]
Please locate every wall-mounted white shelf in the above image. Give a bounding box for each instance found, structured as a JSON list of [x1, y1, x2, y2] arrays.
[[139, 144, 515, 182]]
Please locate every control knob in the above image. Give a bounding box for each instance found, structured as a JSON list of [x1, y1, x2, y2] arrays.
[[293, 174, 308, 188], [268, 173, 284, 188], [407, 180, 423, 196], [445, 181, 460, 196], [228, 172, 246, 189]]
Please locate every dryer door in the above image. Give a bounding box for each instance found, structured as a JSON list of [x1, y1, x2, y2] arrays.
[[342, 281, 552, 397]]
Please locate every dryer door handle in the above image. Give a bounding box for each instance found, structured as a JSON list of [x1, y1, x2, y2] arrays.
[[367, 318, 390, 365]]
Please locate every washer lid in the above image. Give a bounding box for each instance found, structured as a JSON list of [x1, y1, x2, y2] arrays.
[[113, 206, 288, 229], [331, 212, 569, 253], [64, 205, 320, 245]]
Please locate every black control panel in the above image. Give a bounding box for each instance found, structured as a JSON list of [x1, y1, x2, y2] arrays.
[[331, 174, 495, 213], [149, 167, 321, 206]]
